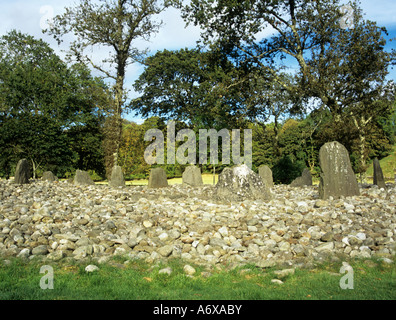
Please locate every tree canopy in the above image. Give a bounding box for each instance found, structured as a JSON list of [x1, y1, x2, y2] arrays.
[[0, 30, 110, 178], [133, 48, 248, 129], [45, 0, 181, 176]]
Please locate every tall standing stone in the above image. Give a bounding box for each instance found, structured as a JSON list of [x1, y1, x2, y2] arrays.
[[290, 168, 312, 187], [373, 157, 386, 189], [148, 167, 168, 188], [182, 166, 203, 186], [109, 165, 125, 188], [14, 159, 30, 184], [74, 170, 95, 186], [318, 141, 360, 199], [215, 164, 272, 202], [258, 165, 274, 188]]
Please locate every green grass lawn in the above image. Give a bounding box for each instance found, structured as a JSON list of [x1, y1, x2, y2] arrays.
[[366, 145, 396, 180], [0, 257, 394, 300]]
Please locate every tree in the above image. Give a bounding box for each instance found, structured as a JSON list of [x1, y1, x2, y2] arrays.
[[119, 120, 151, 177], [0, 113, 73, 179], [46, 0, 180, 177], [182, 0, 342, 104], [132, 47, 248, 129], [305, 16, 393, 172], [251, 122, 277, 169], [243, 71, 303, 156], [182, 1, 393, 125], [0, 31, 110, 178]]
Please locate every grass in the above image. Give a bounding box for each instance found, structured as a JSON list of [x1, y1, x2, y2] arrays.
[[95, 173, 218, 186], [366, 145, 396, 180], [0, 256, 394, 300]]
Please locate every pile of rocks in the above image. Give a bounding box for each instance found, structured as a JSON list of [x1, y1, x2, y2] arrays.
[[0, 177, 394, 268]]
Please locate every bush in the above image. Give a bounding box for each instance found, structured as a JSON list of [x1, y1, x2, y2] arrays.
[[272, 155, 306, 184]]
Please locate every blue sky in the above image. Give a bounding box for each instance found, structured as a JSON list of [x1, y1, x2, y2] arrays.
[[0, 0, 395, 123]]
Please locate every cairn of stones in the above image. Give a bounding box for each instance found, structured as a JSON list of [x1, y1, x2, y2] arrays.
[[0, 144, 394, 268], [215, 164, 272, 202]]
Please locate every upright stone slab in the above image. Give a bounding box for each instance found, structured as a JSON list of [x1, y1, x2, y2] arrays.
[[109, 165, 125, 188], [373, 157, 386, 189], [74, 170, 95, 186], [318, 141, 360, 199], [14, 159, 30, 184], [258, 165, 273, 188], [42, 171, 58, 182], [148, 167, 168, 188], [290, 168, 312, 187], [215, 164, 272, 202], [182, 165, 203, 186]]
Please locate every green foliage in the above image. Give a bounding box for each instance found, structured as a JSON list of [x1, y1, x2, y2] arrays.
[[132, 48, 247, 129], [378, 101, 396, 145], [45, 0, 181, 177], [272, 155, 306, 185], [181, 0, 394, 173], [0, 31, 109, 178]]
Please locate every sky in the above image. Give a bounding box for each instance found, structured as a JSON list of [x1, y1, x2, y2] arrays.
[[0, 0, 395, 123]]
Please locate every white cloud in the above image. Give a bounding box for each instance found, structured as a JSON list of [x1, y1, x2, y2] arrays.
[[144, 6, 203, 52]]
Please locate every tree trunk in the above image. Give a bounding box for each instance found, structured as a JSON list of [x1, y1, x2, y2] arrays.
[[113, 72, 125, 166], [357, 128, 367, 182], [104, 59, 125, 178], [351, 114, 371, 177], [31, 158, 39, 179], [273, 115, 281, 157]]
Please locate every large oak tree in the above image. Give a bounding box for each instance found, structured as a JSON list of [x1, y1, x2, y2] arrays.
[[46, 0, 179, 176], [182, 0, 394, 171], [0, 31, 109, 178]]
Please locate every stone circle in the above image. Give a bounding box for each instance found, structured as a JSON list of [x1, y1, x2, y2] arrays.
[[1, 174, 393, 268]]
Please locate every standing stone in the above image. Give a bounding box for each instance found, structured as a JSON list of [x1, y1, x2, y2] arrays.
[[74, 170, 95, 186], [148, 167, 168, 188], [42, 171, 58, 182], [290, 168, 312, 187], [215, 164, 272, 202], [182, 165, 203, 186], [14, 159, 30, 184], [109, 165, 125, 188], [318, 141, 360, 199], [258, 165, 274, 188], [373, 158, 386, 189]]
